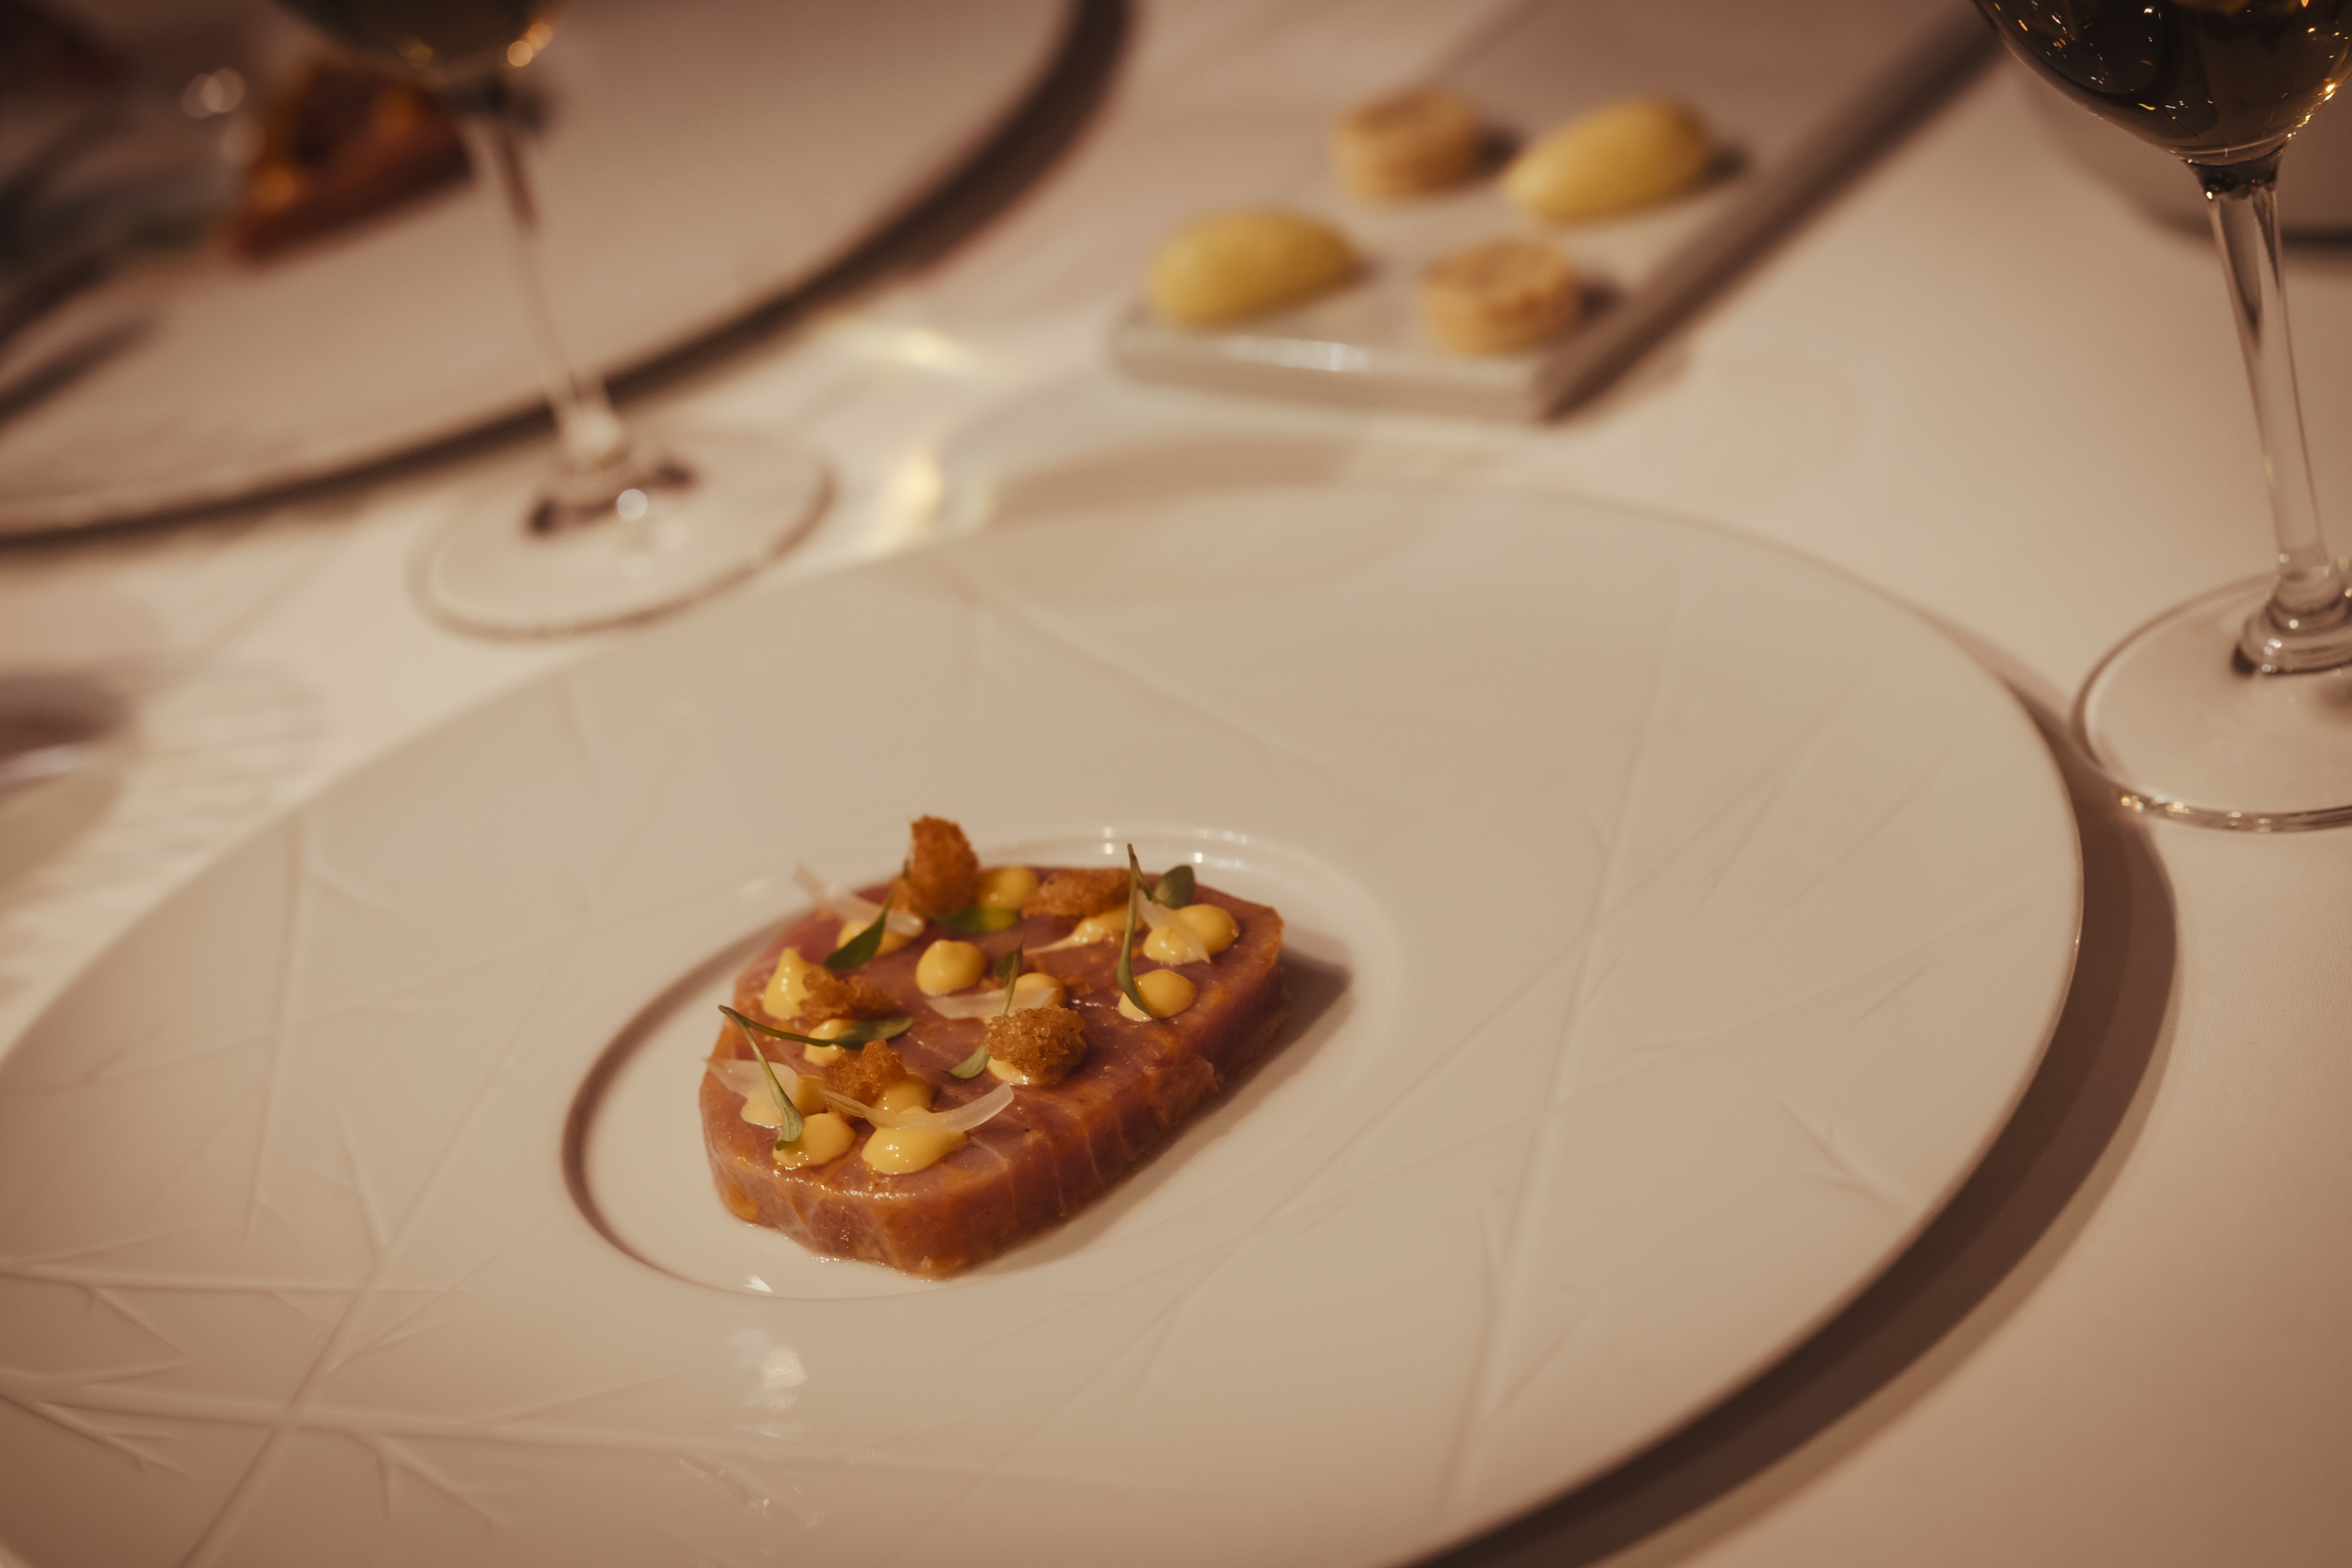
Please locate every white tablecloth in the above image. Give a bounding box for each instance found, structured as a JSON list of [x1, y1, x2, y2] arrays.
[[3, 3, 2347, 1563]]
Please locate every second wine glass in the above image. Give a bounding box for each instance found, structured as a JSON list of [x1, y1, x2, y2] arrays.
[[1976, 0, 2352, 828], [276, 1, 828, 637]]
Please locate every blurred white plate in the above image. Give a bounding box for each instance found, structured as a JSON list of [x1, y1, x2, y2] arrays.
[[0, 484, 2077, 1566], [0, 0, 1076, 535]]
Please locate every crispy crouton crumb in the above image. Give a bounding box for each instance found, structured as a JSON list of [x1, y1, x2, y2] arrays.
[[795, 964, 900, 1024], [905, 816, 981, 917], [1021, 867, 1128, 920], [826, 1042, 907, 1103], [983, 1008, 1089, 1087]]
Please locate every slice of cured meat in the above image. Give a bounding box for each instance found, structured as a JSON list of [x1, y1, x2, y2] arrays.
[[702, 874, 1287, 1276]]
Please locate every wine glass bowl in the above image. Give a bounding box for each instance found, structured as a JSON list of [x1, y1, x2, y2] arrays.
[[1984, 0, 2352, 163], [1976, 0, 2352, 827], [276, 0, 556, 79]]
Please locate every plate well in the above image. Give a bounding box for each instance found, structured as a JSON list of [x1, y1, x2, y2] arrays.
[[568, 826, 1382, 1300]]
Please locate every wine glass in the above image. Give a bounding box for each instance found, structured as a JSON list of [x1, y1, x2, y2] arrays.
[[272, 1, 828, 636], [1976, 0, 2352, 829]]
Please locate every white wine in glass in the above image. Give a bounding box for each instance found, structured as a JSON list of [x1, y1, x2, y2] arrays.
[[1976, 0, 2352, 828], [275, 0, 828, 636]]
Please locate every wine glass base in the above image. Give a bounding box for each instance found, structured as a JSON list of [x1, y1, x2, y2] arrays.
[[2074, 576, 2352, 831], [415, 425, 828, 638]]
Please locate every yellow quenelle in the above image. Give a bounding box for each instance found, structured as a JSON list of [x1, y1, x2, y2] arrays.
[[796, 1015, 859, 1067], [736, 1063, 826, 1121], [760, 947, 819, 1021], [1149, 210, 1358, 326], [976, 865, 1037, 909], [1012, 970, 1066, 1005], [1064, 908, 1128, 946], [773, 1111, 855, 1169], [915, 938, 987, 996], [861, 1078, 963, 1174], [1118, 968, 1197, 1022], [1143, 902, 1239, 964], [1503, 98, 1712, 222], [1177, 902, 1241, 951]]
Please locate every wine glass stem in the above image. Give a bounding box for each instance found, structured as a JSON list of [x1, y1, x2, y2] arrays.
[[2197, 153, 2352, 664], [454, 82, 630, 481]]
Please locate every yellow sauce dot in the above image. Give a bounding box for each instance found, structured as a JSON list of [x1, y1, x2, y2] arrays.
[[1011, 971, 1065, 1006], [916, 939, 987, 996], [800, 1017, 856, 1067], [1118, 968, 1197, 1021], [977, 866, 1037, 910], [773, 1111, 855, 1169], [862, 1124, 966, 1174], [737, 1062, 826, 1125], [835, 911, 911, 957], [1066, 910, 1127, 946], [760, 948, 819, 1021], [987, 1057, 1033, 1085], [1176, 902, 1240, 955], [1143, 923, 1206, 965], [875, 1078, 935, 1116]]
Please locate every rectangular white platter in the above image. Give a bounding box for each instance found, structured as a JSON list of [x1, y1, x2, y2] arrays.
[[1108, 0, 1992, 419]]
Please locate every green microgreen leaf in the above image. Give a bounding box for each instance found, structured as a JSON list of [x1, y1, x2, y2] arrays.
[[947, 1043, 991, 1078], [719, 1006, 804, 1149], [1115, 845, 1156, 1021], [1150, 863, 1196, 908], [938, 902, 1020, 935], [994, 942, 1025, 1008], [823, 906, 893, 972], [720, 1004, 909, 1053]]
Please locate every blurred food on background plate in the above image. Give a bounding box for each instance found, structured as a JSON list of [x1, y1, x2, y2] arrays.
[[1419, 234, 1579, 354], [1146, 208, 1359, 326], [1330, 86, 1486, 198], [1137, 82, 1717, 359], [1502, 96, 1715, 221], [228, 58, 466, 259]]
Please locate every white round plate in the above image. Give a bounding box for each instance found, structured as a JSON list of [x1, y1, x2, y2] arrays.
[[0, 0, 1073, 535], [0, 486, 2078, 1567]]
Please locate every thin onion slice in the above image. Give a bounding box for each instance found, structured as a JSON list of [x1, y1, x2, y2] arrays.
[[707, 1056, 800, 1104], [927, 987, 1060, 1020], [1133, 888, 1211, 964], [793, 864, 924, 938], [821, 1082, 1016, 1133]]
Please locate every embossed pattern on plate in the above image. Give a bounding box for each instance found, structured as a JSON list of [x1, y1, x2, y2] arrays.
[[0, 486, 2077, 1567]]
